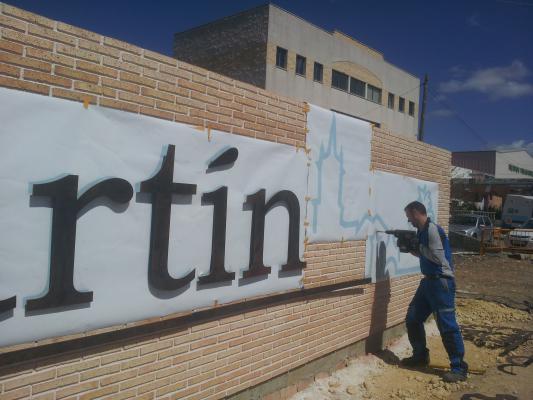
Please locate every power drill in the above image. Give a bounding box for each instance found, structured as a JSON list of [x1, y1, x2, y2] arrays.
[[378, 230, 419, 253]]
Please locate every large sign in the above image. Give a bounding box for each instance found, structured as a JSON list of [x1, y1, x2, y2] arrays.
[[0, 88, 439, 348], [0, 88, 308, 347]]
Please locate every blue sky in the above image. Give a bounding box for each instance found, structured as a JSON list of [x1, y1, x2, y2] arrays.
[[6, 0, 533, 154]]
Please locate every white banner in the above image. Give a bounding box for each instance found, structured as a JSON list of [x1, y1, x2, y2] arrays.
[[365, 171, 439, 281], [0, 88, 308, 347], [307, 105, 372, 242], [0, 90, 440, 347]]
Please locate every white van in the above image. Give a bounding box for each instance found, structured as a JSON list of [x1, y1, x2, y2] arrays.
[[502, 195, 533, 228]]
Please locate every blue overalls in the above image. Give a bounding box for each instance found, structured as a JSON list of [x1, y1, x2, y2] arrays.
[[405, 219, 467, 373]]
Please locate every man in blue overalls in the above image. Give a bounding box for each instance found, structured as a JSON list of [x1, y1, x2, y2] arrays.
[[400, 201, 468, 382]]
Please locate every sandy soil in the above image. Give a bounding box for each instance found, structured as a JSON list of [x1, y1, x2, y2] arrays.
[[289, 255, 533, 400], [454, 253, 533, 311]]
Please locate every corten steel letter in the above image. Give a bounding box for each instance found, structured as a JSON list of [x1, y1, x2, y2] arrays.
[[207, 147, 238, 169], [243, 189, 271, 278], [26, 176, 134, 312], [244, 189, 306, 276], [198, 186, 235, 284], [140, 145, 197, 291], [0, 296, 16, 314], [265, 190, 305, 272]]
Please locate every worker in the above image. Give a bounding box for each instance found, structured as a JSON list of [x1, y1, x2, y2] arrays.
[[400, 201, 468, 382]]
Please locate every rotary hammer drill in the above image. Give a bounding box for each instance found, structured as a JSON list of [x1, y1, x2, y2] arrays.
[[379, 230, 419, 253]]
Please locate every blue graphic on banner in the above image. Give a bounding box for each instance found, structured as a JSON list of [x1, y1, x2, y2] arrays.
[[365, 183, 437, 280], [309, 109, 438, 279], [310, 108, 436, 277], [310, 113, 370, 237]]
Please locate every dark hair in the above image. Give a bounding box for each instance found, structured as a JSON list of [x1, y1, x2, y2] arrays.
[[404, 201, 427, 215]]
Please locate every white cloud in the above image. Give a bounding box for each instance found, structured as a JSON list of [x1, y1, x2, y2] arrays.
[[428, 109, 454, 118], [449, 65, 467, 78], [467, 14, 481, 27], [492, 140, 533, 156], [439, 60, 533, 100], [432, 93, 447, 102]]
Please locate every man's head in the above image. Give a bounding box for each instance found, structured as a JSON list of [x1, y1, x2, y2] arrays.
[[404, 201, 428, 230]]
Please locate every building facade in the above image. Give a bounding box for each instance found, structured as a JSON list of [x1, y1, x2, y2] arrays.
[[452, 149, 533, 180], [174, 4, 420, 138], [451, 150, 533, 214]]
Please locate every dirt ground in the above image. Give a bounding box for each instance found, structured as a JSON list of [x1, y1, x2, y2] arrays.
[[454, 253, 533, 312], [290, 254, 533, 400]]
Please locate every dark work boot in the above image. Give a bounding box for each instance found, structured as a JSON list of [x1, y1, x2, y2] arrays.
[[442, 361, 468, 382], [442, 370, 467, 382], [400, 351, 430, 368]]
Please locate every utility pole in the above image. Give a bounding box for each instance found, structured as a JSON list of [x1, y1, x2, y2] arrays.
[[418, 74, 428, 142]]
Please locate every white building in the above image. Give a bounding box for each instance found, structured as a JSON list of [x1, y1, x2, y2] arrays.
[[452, 149, 533, 179], [174, 4, 421, 138]]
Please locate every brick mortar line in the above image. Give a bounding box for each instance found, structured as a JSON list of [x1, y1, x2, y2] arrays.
[[0, 56, 306, 145], [0, 279, 372, 367]]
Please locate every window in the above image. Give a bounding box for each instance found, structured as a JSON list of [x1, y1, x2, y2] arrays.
[[367, 85, 382, 104], [313, 62, 323, 82], [399, 97, 405, 112], [388, 93, 395, 109], [276, 47, 287, 69], [295, 54, 306, 75], [408, 101, 415, 116], [350, 77, 366, 97], [331, 70, 349, 91]]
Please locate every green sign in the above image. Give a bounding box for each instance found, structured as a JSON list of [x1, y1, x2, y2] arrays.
[[508, 164, 533, 177]]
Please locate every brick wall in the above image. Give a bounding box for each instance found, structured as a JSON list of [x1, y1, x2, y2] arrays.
[[0, 3, 305, 148], [174, 5, 269, 89], [372, 127, 451, 231], [0, 3, 451, 400]]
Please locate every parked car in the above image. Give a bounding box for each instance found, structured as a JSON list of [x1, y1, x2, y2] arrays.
[[449, 214, 493, 239], [508, 219, 533, 249]]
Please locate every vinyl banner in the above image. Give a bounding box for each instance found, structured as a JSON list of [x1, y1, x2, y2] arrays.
[[307, 105, 372, 242], [0, 88, 308, 347], [365, 171, 439, 281]]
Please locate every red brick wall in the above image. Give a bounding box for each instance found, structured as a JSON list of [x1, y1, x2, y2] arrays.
[[372, 127, 451, 231], [0, 3, 307, 148]]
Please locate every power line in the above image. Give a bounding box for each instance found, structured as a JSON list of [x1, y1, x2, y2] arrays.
[[427, 87, 490, 148], [427, 86, 532, 169]]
